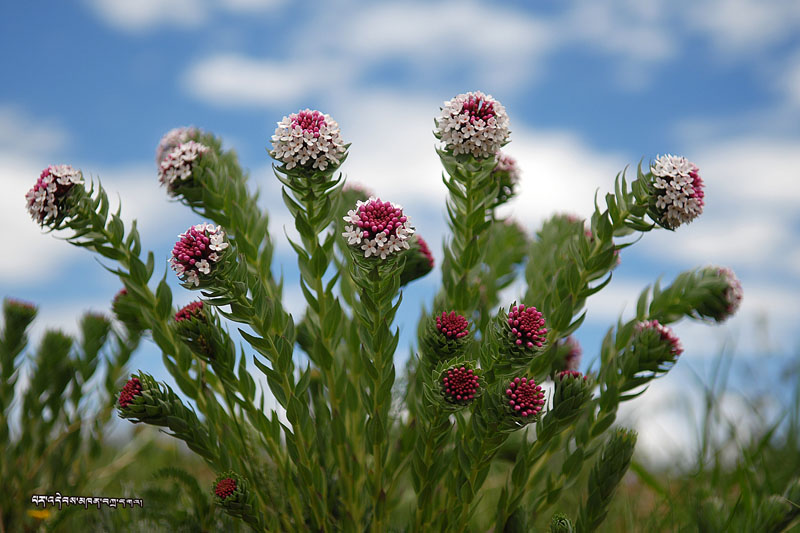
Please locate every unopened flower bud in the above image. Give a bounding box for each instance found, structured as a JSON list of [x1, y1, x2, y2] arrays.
[[421, 311, 471, 362], [552, 370, 593, 423], [213, 471, 258, 525], [694, 266, 743, 322], [630, 320, 682, 374], [491, 150, 520, 208], [400, 235, 435, 285], [111, 288, 149, 333], [116, 373, 172, 426], [505, 303, 547, 349], [173, 301, 214, 358], [505, 376, 546, 422], [549, 513, 574, 533], [439, 364, 480, 406]]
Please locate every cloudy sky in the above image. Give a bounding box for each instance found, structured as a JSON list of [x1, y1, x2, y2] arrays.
[[2, 0, 799, 464]]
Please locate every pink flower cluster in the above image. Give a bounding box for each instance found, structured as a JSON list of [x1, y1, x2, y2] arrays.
[[175, 301, 204, 322], [436, 91, 510, 158], [506, 377, 545, 418], [118, 377, 142, 408], [270, 109, 346, 171], [507, 304, 547, 348], [417, 236, 435, 269], [25, 165, 84, 224], [441, 366, 480, 404], [169, 223, 229, 286], [435, 311, 470, 339], [715, 266, 743, 318], [155, 126, 199, 165], [563, 336, 582, 371], [636, 320, 683, 357], [492, 151, 520, 183], [158, 140, 209, 191], [651, 154, 705, 229], [342, 197, 415, 259]]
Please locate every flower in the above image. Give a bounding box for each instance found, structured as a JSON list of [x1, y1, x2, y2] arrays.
[[417, 236, 435, 269], [706, 266, 743, 321], [507, 304, 547, 349], [158, 140, 210, 193], [650, 154, 705, 229], [436, 311, 469, 339], [557, 370, 585, 380], [342, 196, 415, 259], [491, 150, 520, 206], [562, 336, 582, 371], [436, 91, 510, 158], [156, 126, 199, 165], [169, 223, 229, 286], [505, 376, 545, 418], [440, 365, 480, 405], [215, 477, 237, 500], [270, 109, 346, 171], [25, 165, 84, 225], [118, 377, 142, 408], [636, 320, 683, 359], [175, 301, 204, 322]]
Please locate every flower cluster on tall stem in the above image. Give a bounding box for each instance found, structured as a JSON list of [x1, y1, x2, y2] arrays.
[[435, 91, 510, 158], [342, 196, 414, 259], [25, 165, 84, 226], [270, 109, 346, 171], [635, 320, 683, 358], [490, 150, 520, 208], [650, 154, 705, 229], [440, 365, 480, 405], [169, 223, 229, 286]]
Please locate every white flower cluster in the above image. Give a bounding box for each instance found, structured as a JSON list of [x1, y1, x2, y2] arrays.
[[156, 126, 199, 165], [651, 154, 705, 229], [25, 165, 84, 224], [342, 197, 415, 259], [158, 141, 210, 192], [270, 109, 346, 171], [436, 91, 510, 159]]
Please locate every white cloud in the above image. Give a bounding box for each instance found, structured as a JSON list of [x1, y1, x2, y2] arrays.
[[85, 0, 208, 32], [686, 0, 800, 53], [183, 54, 351, 108]]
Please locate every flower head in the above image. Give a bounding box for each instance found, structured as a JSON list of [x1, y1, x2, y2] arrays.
[[491, 150, 520, 206], [562, 336, 582, 371], [156, 126, 199, 165], [703, 266, 743, 321], [342, 196, 415, 259], [25, 165, 84, 225], [417, 236, 435, 269], [169, 223, 229, 286], [635, 319, 683, 358], [118, 377, 142, 408], [175, 301, 204, 322], [158, 140, 210, 193], [436, 91, 510, 158], [436, 311, 469, 339], [270, 109, 346, 171], [505, 376, 545, 419], [650, 154, 705, 229], [507, 304, 547, 349], [441, 365, 480, 405], [215, 477, 237, 500]]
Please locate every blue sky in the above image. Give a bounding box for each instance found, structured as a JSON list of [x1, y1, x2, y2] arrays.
[[2, 0, 800, 463]]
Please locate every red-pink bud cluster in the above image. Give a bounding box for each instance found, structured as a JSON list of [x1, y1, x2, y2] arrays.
[[175, 301, 204, 322], [118, 377, 142, 408], [441, 366, 480, 404], [436, 311, 469, 339], [507, 304, 547, 348], [506, 376, 545, 418]]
